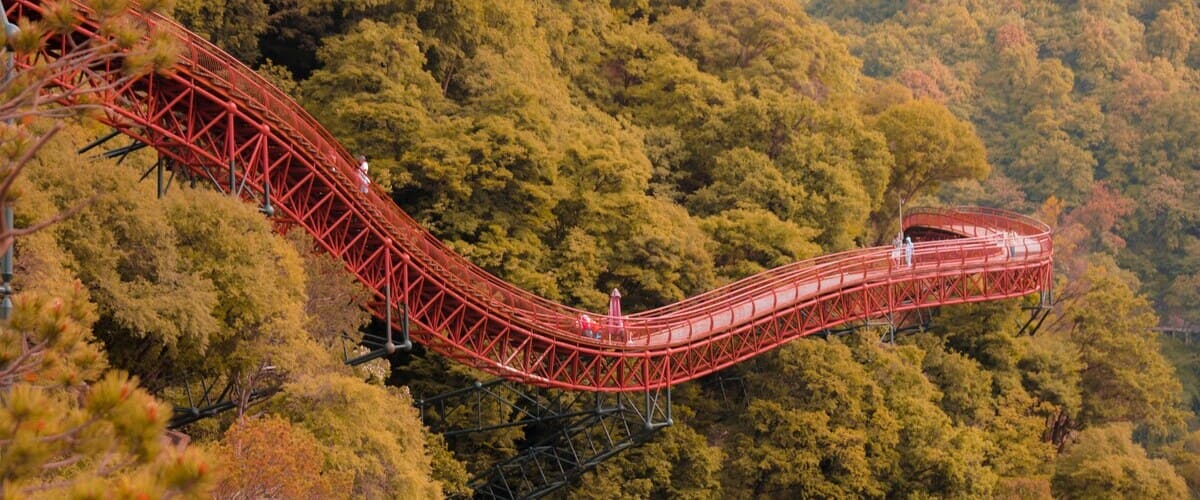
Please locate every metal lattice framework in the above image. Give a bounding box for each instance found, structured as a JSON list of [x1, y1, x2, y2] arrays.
[[7, 1, 1054, 393], [418, 378, 671, 499]]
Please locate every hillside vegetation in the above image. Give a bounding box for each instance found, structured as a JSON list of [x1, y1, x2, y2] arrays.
[[4, 0, 1200, 497]]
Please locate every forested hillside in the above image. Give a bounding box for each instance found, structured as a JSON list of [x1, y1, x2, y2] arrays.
[[4, 0, 1199, 497], [807, 0, 1200, 331]]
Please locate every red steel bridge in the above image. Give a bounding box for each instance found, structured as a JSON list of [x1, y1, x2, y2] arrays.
[[4, 1, 1053, 395]]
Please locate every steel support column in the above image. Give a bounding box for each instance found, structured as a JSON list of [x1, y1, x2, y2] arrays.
[[418, 379, 672, 499]]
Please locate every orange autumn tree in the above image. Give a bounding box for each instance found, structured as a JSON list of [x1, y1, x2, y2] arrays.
[[213, 415, 349, 499]]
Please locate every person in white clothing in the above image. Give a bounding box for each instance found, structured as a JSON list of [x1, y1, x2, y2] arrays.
[[357, 155, 370, 194], [904, 236, 914, 268], [578, 314, 596, 339], [891, 233, 902, 267]]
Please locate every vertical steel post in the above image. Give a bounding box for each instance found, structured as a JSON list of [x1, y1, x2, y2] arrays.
[[259, 129, 274, 216], [0, 205, 11, 320], [385, 279, 394, 354], [259, 176, 273, 216], [2, 2, 14, 86], [156, 160, 165, 198], [383, 244, 410, 354], [1, 3, 17, 321], [385, 246, 397, 354]]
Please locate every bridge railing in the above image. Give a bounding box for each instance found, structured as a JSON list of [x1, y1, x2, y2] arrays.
[[609, 228, 1050, 347], [583, 206, 1052, 344], [16, 1, 1055, 353], [99, 4, 590, 326], [136, 9, 1060, 349]]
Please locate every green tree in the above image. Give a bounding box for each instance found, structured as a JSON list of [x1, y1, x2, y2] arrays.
[[807, 0, 904, 24], [1163, 429, 1200, 496], [686, 148, 805, 219], [301, 17, 446, 186], [1163, 271, 1200, 327], [1052, 423, 1187, 499], [856, 23, 925, 77], [1019, 332, 1085, 447], [851, 337, 997, 497], [722, 339, 894, 498], [930, 300, 1027, 372], [1007, 130, 1097, 204], [171, 0, 269, 63], [912, 311, 1057, 477], [766, 111, 890, 249], [287, 232, 372, 349], [604, 198, 716, 309], [401, 0, 539, 98], [897, 6, 986, 65], [1064, 9, 1143, 86], [1146, 4, 1198, 65], [271, 373, 444, 498], [573, 418, 724, 500], [713, 92, 893, 233], [0, 2, 218, 491], [700, 208, 820, 281], [915, 337, 994, 426], [28, 142, 314, 389], [656, 0, 860, 98], [871, 99, 989, 202], [1064, 265, 1187, 439]]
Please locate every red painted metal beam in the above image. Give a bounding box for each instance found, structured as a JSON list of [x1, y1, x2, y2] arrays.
[[8, 1, 1054, 392]]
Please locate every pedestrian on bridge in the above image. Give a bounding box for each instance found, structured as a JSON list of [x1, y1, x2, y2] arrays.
[[578, 314, 596, 340], [891, 233, 903, 268], [358, 155, 370, 194], [904, 236, 914, 268]]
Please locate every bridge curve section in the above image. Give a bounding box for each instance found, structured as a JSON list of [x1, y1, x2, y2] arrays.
[[6, 1, 1053, 392]]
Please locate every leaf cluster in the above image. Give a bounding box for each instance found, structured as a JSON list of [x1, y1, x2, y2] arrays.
[[1, 289, 212, 497]]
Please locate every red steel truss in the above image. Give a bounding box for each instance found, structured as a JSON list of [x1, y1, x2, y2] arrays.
[[7, 1, 1053, 392]]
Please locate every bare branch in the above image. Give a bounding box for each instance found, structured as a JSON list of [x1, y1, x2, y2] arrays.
[[0, 336, 51, 390], [40, 453, 85, 470], [0, 191, 100, 255], [0, 40, 138, 121]]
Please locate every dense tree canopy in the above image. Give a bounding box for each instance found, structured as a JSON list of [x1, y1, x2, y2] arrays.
[[10, 127, 461, 496], [7, 0, 1200, 497], [1053, 423, 1188, 498]]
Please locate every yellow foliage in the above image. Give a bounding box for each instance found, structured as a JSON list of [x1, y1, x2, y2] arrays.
[[0, 291, 212, 497], [273, 374, 444, 499], [213, 415, 349, 499]]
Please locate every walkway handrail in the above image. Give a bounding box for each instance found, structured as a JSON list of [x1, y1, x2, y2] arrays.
[[7, 0, 1055, 391]]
